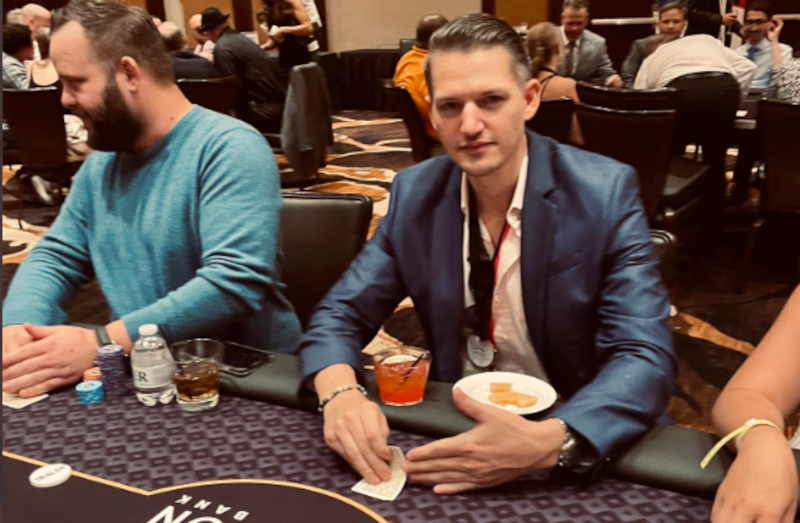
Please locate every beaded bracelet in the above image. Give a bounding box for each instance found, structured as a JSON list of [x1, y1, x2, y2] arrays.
[[318, 384, 368, 412], [700, 418, 781, 469]]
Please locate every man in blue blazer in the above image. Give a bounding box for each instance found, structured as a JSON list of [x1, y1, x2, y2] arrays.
[[300, 14, 674, 494]]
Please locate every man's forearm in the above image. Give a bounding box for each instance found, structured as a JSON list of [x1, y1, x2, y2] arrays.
[[313, 364, 359, 400]]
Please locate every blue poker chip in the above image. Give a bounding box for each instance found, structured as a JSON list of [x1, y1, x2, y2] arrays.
[[76, 380, 104, 405]]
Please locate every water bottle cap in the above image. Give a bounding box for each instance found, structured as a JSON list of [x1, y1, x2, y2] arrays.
[[138, 324, 158, 336]]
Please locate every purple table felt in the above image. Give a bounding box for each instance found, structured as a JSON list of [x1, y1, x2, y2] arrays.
[[3, 390, 713, 522]]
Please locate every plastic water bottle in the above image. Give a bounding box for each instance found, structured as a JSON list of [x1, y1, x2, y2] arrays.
[[130, 324, 176, 406]]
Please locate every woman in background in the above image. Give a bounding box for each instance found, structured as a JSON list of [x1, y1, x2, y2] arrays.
[[26, 27, 58, 88], [526, 22, 582, 145], [710, 285, 799, 522], [259, 0, 313, 71]]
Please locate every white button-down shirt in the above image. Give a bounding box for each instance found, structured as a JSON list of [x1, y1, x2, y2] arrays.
[[461, 155, 549, 381], [635, 34, 756, 92]]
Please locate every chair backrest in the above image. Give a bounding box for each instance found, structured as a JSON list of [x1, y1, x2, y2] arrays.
[[575, 102, 676, 218], [279, 62, 333, 180], [757, 98, 800, 211], [384, 84, 437, 163], [3, 87, 67, 169], [177, 76, 240, 115], [576, 82, 679, 111], [666, 72, 740, 157], [399, 39, 416, 56], [280, 192, 373, 329], [526, 97, 574, 143]]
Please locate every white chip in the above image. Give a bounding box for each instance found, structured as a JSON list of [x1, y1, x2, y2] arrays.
[[29, 463, 72, 488]]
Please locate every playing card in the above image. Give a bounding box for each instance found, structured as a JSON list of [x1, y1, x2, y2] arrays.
[[352, 446, 407, 501], [2, 391, 49, 409]]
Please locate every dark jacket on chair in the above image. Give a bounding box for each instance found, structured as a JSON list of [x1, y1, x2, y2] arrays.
[[171, 51, 219, 80]]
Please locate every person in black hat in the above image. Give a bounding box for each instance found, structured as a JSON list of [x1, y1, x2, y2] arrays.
[[200, 7, 287, 133]]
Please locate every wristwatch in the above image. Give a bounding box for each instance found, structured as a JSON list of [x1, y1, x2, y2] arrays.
[[554, 418, 594, 468], [94, 326, 113, 348]]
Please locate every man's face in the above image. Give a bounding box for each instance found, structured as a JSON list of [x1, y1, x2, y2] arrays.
[[430, 47, 539, 179], [743, 10, 771, 44], [658, 9, 686, 38], [189, 15, 207, 44], [561, 7, 589, 42], [51, 22, 144, 152]]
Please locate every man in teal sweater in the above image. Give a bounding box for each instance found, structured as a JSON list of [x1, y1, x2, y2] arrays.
[[2, 0, 301, 398]]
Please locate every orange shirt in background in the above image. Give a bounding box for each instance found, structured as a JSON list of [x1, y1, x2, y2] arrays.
[[393, 46, 438, 141]]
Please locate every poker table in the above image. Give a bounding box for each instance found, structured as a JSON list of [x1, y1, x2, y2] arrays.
[[4, 352, 800, 523]]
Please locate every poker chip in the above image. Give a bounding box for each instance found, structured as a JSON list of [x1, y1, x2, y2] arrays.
[[96, 344, 129, 397], [76, 380, 104, 405], [83, 367, 102, 381], [29, 463, 72, 488]]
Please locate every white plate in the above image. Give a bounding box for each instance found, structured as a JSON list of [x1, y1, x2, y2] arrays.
[[453, 372, 557, 416]]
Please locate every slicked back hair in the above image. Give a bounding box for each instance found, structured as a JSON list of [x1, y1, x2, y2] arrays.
[[563, 0, 590, 12], [424, 13, 530, 100], [52, 0, 174, 85]]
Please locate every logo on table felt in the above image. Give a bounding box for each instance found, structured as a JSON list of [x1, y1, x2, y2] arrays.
[[147, 495, 249, 523]]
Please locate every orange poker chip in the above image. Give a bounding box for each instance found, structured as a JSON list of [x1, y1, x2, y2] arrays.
[[84, 367, 102, 381]]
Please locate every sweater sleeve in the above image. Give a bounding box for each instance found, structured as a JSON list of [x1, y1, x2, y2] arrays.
[[120, 128, 285, 343], [2, 166, 95, 326]]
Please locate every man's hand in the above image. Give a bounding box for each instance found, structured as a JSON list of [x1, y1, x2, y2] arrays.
[[723, 13, 738, 27], [2, 324, 97, 398], [2, 324, 35, 361], [711, 428, 798, 523], [322, 390, 393, 485], [605, 75, 624, 88], [767, 18, 784, 43], [403, 388, 565, 494]]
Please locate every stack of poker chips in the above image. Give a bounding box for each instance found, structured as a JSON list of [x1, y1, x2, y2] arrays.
[[96, 344, 129, 397], [76, 381, 104, 405], [83, 367, 101, 382]]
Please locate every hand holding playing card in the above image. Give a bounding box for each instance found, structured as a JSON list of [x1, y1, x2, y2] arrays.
[[352, 446, 407, 501], [403, 388, 565, 494]]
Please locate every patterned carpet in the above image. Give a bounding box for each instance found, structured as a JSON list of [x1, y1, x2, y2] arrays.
[[3, 111, 798, 437]]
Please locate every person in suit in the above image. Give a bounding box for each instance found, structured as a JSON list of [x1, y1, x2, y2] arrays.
[[300, 13, 674, 493], [159, 22, 218, 80], [556, 0, 623, 87], [622, 3, 686, 88]]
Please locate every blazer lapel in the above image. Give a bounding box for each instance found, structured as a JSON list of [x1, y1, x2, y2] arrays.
[[521, 131, 557, 358], [428, 164, 465, 382]]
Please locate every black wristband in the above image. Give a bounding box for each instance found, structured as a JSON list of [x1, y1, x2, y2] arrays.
[[95, 326, 112, 348]]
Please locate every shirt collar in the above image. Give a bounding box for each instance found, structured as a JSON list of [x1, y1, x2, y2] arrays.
[[460, 153, 529, 230], [561, 25, 582, 48]]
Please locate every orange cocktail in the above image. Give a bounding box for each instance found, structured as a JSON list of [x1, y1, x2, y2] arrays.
[[373, 349, 430, 406]]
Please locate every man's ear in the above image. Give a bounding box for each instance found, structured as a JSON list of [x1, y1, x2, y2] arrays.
[[523, 78, 541, 122], [117, 56, 142, 93]]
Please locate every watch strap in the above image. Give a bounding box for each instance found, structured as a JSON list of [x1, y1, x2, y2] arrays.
[[95, 326, 113, 348]]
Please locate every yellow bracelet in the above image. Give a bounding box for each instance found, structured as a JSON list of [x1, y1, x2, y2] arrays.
[[700, 418, 781, 470]]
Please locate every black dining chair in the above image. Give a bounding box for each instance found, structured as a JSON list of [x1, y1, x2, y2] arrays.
[[576, 82, 679, 111], [526, 97, 574, 144], [383, 83, 441, 163], [3, 87, 82, 206], [738, 98, 800, 291], [280, 192, 373, 329], [399, 38, 416, 56], [575, 103, 678, 224], [177, 76, 240, 116]]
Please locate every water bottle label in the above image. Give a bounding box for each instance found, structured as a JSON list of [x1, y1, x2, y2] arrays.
[[132, 364, 174, 390]]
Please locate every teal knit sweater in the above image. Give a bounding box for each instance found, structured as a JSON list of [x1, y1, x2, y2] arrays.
[[3, 106, 302, 352]]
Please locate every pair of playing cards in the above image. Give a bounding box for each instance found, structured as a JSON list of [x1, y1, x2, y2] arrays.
[[351, 446, 406, 501], [2, 391, 48, 409]]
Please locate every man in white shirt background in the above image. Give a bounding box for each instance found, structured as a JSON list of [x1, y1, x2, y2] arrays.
[[735, 1, 792, 89], [556, 0, 623, 87]]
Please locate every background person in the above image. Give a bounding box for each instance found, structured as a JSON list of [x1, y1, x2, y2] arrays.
[[711, 285, 800, 523], [159, 21, 218, 80], [526, 21, 583, 145], [736, 1, 793, 89], [556, 0, 623, 87], [259, 0, 314, 71], [765, 18, 800, 103], [622, 3, 686, 88], [189, 13, 214, 62]]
